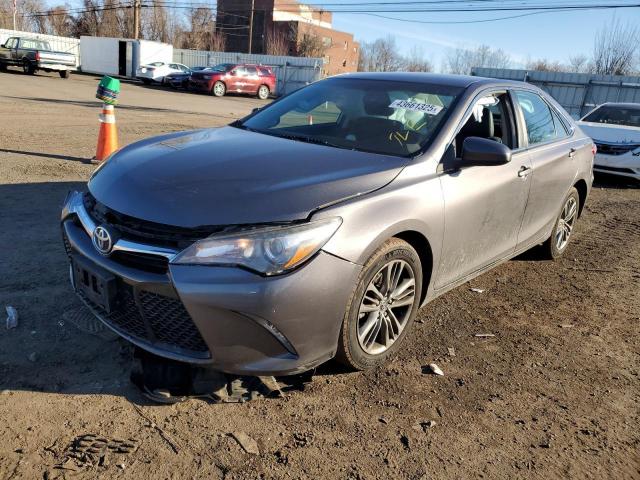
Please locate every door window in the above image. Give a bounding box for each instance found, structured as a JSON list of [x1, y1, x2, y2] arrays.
[[454, 92, 516, 157], [6, 38, 16, 48], [234, 67, 248, 76], [245, 66, 258, 76], [515, 91, 561, 146]]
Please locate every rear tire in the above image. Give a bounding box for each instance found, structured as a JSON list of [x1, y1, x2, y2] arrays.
[[22, 59, 35, 75], [0, 63, 7, 72], [142, 78, 151, 85], [257, 85, 270, 100], [59, 70, 70, 79], [212, 81, 226, 97], [540, 187, 580, 260], [335, 238, 423, 370]]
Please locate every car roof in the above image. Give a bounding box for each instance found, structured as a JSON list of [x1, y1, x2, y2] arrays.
[[331, 72, 529, 89], [597, 102, 640, 108]]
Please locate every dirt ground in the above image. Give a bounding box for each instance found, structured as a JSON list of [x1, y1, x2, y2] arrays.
[[1, 70, 639, 480]]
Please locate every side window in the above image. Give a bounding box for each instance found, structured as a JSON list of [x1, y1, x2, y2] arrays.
[[515, 91, 559, 146], [6, 38, 15, 48], [276, 101, 342, 128], [235, 67, 248, 76], [550, 107, 569, 137], [454, 92, 515, 157], [245, 66, 258, 76]]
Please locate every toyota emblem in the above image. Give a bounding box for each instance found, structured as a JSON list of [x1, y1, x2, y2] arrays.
[[92, 225, 114, 255]]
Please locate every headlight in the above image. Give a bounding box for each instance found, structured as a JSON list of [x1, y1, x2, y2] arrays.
[[171, 217, 342, 275]]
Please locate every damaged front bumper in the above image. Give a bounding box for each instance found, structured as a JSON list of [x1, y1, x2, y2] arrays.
[[61, 191, 361, 375]]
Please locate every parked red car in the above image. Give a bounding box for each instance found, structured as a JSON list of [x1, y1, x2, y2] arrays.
[[189, 63, 276, 99]]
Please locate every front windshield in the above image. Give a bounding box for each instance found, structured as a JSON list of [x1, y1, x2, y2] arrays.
[[583, 105, 640, 128], [240, 78, 462, 157]]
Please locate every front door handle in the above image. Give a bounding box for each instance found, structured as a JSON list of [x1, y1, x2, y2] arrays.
[[518, 166, 532, 178], [569, 147, 577, 158]]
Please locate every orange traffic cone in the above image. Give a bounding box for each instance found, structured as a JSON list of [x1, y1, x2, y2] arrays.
[[94, 104, 118, 162]]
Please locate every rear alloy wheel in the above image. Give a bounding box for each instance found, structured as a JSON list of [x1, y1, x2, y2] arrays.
[[542, 187, 580, 259], [212, 81, 226, 97], [257, 85, 270, 100], [336, 238, 422, 370], [22, 59, 35, 75], [59, 70, 70, 79]]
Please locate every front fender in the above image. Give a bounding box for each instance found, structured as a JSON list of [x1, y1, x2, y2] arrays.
[[313, 162, 445, 292]]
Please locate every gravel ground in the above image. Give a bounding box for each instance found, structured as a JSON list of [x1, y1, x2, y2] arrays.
[[1, 70, 639, 480]]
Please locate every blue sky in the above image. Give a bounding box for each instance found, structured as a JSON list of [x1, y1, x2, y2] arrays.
[[55, 0, 640, 69], [329, 5, 640, 69]]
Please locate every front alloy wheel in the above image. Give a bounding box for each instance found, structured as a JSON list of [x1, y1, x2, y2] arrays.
[[357, 259, 416, 355], [336, 238, 422, 370]]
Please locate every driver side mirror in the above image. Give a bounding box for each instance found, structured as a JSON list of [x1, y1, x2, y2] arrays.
[[461, 137, 511, 166], [229, 70, 237, 76]]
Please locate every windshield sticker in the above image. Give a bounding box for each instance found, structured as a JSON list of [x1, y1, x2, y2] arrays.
[[389, 99, 443, 115]]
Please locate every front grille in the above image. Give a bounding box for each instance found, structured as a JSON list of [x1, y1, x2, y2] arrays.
[[595, 142, 640, 156], [83, 192, 219, 250], [110, 251, 169, 274], [77, 281, 210, 359]]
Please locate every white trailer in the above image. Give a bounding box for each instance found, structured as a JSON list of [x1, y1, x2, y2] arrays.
[[80, 36, 172, 78]]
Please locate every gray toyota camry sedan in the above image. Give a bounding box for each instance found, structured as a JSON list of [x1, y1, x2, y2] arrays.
[[61, 73, 594, 375]]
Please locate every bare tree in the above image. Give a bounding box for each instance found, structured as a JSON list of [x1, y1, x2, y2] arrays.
[[358, 36, 403, 72], [45, 6, 74, 36], [526, 57, 565, 72], [443, 44, 511, 75], [403, 45, 432, 72], [297, 30, 327, 58], [593, 19, 639, 75], [265, 28, 290, 56], [568, 54, 592, 74]]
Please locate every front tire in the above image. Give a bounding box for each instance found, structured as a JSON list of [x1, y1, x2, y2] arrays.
[[541, 187, 580, 259], [336, 238, 423, 370], [212, 81, 226, 97]]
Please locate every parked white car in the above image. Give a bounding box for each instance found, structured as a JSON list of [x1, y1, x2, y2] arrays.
[[578, 102, 640, 181], [136, 62, 190, 85]]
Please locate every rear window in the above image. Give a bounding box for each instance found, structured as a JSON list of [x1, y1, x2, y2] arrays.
[[20, 39, 49, 50], [583, 105, 640, 128]]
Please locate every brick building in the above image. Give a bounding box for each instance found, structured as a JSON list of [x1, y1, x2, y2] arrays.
[[216, 0, 360, 76]]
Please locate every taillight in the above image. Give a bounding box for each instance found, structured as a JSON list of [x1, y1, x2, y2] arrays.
[[591, 144, 597, 156], [35, 51, 40, 61]]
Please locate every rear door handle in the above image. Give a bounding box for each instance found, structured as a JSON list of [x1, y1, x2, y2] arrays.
[[569, 147, 577, 158], [518, 166, 532, 178]]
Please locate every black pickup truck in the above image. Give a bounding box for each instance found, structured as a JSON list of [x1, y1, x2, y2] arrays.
[[0, 36, 76, 78]]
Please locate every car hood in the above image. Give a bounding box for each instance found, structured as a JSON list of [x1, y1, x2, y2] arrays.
[[88, 127, 408, 228], [577, 121, 640, 144]]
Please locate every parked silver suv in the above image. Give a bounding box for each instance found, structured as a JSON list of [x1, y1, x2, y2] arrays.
[[61, 73, 594, 374]]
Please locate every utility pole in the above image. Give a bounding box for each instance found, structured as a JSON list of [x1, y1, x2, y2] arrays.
[[133, 0, 141, 40], [248, 0, 254, 54], [12, 0, 17, 31]]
